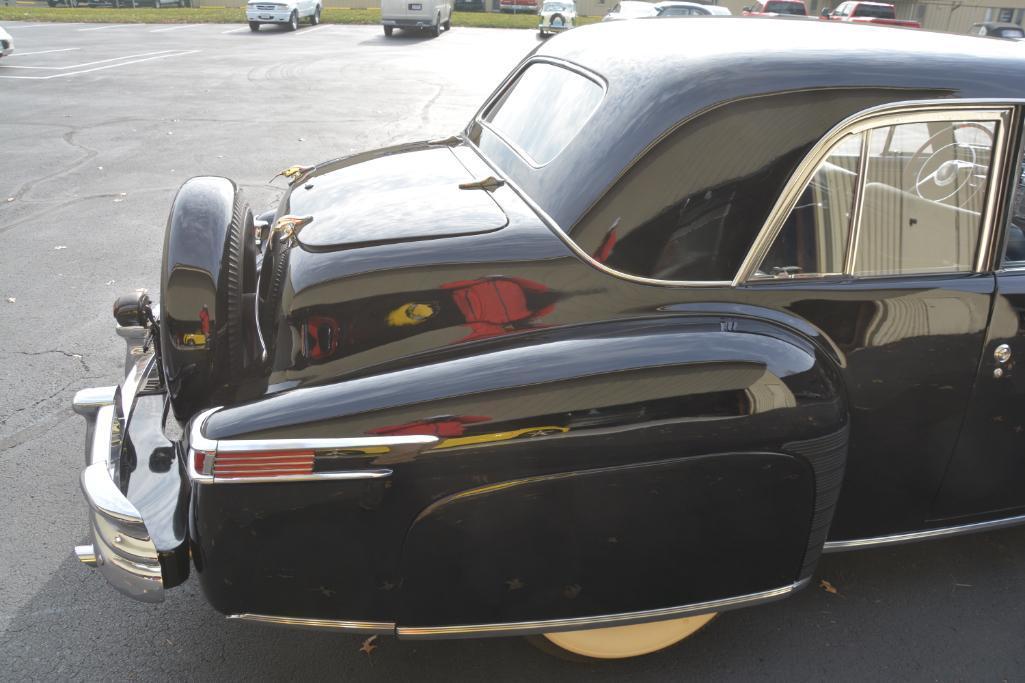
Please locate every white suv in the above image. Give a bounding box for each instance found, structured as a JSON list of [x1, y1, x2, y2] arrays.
[[247, 0, 322, 31]]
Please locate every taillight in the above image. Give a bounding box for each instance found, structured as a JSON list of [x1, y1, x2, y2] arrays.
[[204, 450, 315, 480]]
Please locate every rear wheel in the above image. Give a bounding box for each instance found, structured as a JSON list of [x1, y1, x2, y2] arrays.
[[287, 10, 299, 30], [534, 614, 718, 660], [430, 15, 440, 36], [383, 25, 393, 35], [311, 5, 321, 24], [249, 21, 260, 30], [442, 14, 451, 29]]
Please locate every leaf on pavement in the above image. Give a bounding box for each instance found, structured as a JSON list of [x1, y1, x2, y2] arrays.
[[819, 579, 838, 594], [360, 635, 378, 656]]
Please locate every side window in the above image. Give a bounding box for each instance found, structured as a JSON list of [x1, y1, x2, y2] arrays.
[[754, 116, 1000, 281], [755, 133, 863, 278], [854, 121, 995, 276]]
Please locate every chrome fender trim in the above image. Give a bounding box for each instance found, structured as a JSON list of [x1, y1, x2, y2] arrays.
[[227, 614, 395, 635], [186, 407, 438, 484], [225, 578, 810, 638], [823, 513, 1025, 552], [395, 578, 812, 639]]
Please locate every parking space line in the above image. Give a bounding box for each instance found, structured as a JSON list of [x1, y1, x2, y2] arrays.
[[0, 50, 176, 70], [294, 25, 332, 35], [221, 26, 249, 33], [5, 24, 57, 30], [0, 49, 200, 80], [149, 24, 200, 33], [4, 48, 81, 58], [77, 24, 136, 32]]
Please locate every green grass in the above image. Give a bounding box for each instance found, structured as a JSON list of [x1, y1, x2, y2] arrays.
[[0, 5, 601, 25]]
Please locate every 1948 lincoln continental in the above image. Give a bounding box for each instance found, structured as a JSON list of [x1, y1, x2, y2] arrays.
[[73, 18, 1025, 659]]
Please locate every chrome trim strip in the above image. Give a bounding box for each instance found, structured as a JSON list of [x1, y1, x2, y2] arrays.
[[843, 130, 871, 275], [396, 578, 810, 639], [186, 408, 437, 484], [735, 102, 1014, 285], [470, 97, 1022, 290], [227, 614, 395, 635], [475, 56, 608, 170], [975, 109, 1012, 273], [463, 137, 733, 289], [214, 436, 437, 453], [213, 470, 395, 485], [823, 513, 1025, 552]]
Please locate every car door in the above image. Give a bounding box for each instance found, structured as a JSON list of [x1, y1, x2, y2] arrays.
[[744, 107, 1011, 539], [932, 123, 1025, 522]]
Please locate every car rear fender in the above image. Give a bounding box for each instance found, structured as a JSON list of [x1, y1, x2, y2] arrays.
[[196, 314, 848, 624]]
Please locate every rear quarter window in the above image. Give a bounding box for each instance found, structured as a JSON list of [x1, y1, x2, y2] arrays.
[[482, 62, 604, 167]]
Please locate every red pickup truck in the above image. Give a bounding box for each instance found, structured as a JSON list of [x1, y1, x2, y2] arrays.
[[742, 0, 808, 16], [821, 1, 920, 27]]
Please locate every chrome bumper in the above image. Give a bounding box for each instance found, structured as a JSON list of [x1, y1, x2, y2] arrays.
[[73, 357, 165, 603]]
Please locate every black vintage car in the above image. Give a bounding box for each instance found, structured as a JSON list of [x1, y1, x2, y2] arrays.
[[74, 18, 1025, 660]]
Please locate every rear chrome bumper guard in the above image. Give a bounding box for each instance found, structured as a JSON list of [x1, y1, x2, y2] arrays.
[[72, 358, 165, 603]]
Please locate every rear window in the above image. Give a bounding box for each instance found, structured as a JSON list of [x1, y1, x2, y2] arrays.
[[765, 1, 806, 13], [852, 3, 895, 17], [994, 27, 1025, 38], [483, 63, 604, 167]]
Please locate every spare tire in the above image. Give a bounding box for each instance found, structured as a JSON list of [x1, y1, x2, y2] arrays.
[[160, 177, 254, 421]]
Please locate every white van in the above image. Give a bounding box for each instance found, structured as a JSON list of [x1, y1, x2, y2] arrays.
[[381, 0, 453, 36]]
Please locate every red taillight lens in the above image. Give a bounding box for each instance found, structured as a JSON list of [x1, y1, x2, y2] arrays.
[[210, 450, 315, 479]]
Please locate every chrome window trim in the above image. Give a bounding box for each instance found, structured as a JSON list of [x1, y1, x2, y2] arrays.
[[843, 131, 871, 274], [735, 101, 1015, 286], [823, 512, 1025, 552], [395, 578, 810, 639], [186, 407, 438, 485], [474, 56, 608, 170], [463, 137, 733, 288], [470, 98, 1022, 290]]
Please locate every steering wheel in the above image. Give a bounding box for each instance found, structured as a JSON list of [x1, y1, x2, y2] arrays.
[[905, 123, 993, 205]]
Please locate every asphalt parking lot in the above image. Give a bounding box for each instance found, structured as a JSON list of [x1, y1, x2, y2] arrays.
[[3, 19, 1025, 681]]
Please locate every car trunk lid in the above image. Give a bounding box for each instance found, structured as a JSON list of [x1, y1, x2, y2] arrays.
[[287, 145, 509, 251]]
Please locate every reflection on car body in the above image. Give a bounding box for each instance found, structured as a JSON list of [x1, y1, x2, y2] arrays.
[[72, 18, 1025, 662]]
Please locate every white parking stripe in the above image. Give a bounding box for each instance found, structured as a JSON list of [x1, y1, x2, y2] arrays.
[[221, 26, 249, 34], [77, 24, 136, 32], [0, 50, 200, 80], [4, 25, 56, 30], [0, 50, 176, 70], [149, 24, 200, 33], [294, 24, 331, 35], [4, 48, 81, 58]]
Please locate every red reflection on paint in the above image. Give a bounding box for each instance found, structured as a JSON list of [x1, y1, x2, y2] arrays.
[[441, 277, 554, 342], [303, 315, 341, 361], [367, 415, 491, 437]]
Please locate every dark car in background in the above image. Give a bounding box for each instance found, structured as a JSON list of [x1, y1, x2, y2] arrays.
[[74, 18, 1025, 662], [969, 21, 1025, 39]]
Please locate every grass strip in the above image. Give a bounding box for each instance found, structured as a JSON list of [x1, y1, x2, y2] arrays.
[[0, 6, 602, 25]]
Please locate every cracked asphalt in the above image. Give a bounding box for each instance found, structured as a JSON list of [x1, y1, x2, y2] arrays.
[[2, 20, 1025, 682]]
